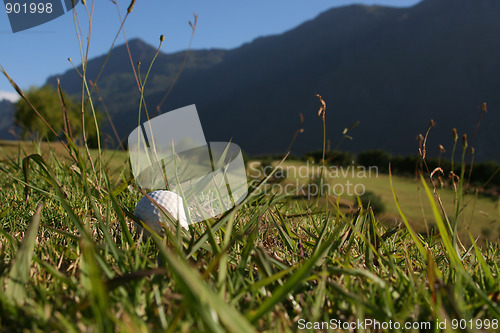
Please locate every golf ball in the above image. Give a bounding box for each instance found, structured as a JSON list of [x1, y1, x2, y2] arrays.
[[134, 190, 189, 235]]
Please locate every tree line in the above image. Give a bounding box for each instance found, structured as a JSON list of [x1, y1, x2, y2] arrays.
[[14, 85, 101, 147], [258, 149, 500, 191]]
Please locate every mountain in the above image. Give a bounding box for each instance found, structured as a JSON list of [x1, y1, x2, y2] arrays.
[[47, 0, 500, 161], [47, 39, 227, 144], [0, 99, 17, 139]]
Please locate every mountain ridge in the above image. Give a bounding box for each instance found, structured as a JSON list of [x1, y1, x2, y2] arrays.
[[32, 0, 500, 161], [0, 99, 16, 139]]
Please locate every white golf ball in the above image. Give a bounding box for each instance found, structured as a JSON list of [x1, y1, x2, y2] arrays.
[[134, 190, 189, 235]]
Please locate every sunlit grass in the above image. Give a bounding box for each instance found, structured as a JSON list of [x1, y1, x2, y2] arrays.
[[249, 160, 500, 244], [0, 146, 499, 331]]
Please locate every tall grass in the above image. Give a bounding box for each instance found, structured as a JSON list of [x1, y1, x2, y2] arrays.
[[0, 1, 499, 332]]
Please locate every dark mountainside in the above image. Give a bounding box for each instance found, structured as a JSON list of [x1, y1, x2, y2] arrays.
[[46, 0, 500, 160], [0, 100, 15, 139]]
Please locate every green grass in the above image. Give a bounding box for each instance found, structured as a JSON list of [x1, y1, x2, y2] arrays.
[[0, 144, 499, 332], [0, 140, 130, 183], [249, 160, 500, 244]]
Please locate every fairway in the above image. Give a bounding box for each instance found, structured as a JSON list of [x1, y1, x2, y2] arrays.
[[1, 141, 499, 331], [0, 140, 130, 183], [3, 142, 498, 242], [249, 160, 500, 243]]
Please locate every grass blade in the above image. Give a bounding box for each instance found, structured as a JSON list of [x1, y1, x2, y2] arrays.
[[389, 168, 427, 257], [420, 174, 462, 268], [246, 228, 337, 323], [5, 202, 43, 305], [155, 240, 255, 333], [80, 237, 114, 332]]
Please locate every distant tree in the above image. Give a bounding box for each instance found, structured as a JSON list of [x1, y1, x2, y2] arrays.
[[357, 150, 391, 173], [14, 85, 100, 146], [303, 150, 354, 166], [355, 190, 385, 214]]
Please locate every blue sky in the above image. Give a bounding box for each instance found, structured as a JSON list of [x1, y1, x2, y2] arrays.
[[0, 0, 421, 101]]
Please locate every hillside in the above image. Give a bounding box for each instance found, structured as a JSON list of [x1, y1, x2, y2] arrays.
[[47, 0, 500, 161], [0, 100, 16, 139]]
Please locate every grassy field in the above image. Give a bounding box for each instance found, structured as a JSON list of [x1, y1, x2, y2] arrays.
[[0, 139, 130, 183], [0, 141, 499, 331], [4, 141, 498, 244], [248, 160, 500, 244]]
